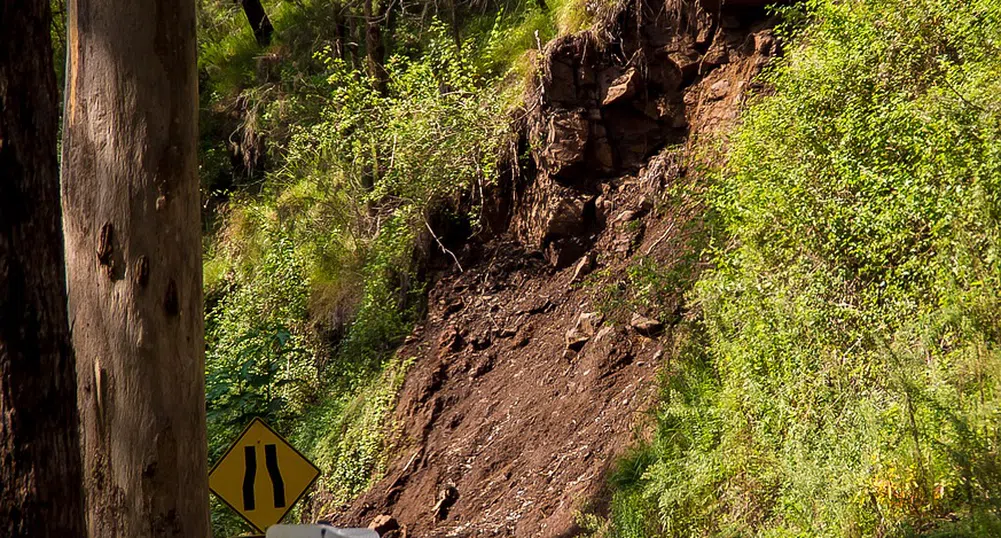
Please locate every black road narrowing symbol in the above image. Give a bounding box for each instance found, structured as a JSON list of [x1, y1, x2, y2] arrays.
[[242, 447, 256, 510], [265, 443, 286, 507], [242, 444, 286, 511]]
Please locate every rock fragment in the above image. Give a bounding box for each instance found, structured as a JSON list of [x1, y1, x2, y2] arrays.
[[566, 312, 604, 351], [709, 79, 731, 100], [368, 515, 400, 536], [630, 313, 663, 336], [432, 484, 459, 520], [437, 326, 464, 355], [569, 252, 596, 284], [602, 67, 640, 106]]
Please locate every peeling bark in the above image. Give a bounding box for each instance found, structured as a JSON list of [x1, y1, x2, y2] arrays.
[[61, 0, 210, 535]]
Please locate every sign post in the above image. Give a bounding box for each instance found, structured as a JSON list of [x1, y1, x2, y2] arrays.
[[209, 417, 322, 534]]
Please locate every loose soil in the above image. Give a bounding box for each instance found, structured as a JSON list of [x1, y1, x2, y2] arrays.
[[321, 1, 779, 535]]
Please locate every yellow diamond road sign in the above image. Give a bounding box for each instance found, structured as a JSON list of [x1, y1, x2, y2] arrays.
[[209, 417, 321, 533]]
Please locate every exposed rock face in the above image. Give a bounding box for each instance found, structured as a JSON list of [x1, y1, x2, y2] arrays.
[[538, 109, 590, 179], [498, 0, 780, 268]]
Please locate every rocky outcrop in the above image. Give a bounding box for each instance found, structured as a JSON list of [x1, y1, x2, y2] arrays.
[[495, 0, 779, 268]]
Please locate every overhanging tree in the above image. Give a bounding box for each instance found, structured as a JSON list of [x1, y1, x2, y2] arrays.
[[0, 1, 86, 536], [61, 0, 210, 535]]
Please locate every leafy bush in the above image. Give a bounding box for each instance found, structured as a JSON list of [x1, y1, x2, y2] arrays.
[[202, 9, 511, 535], [608, 0, 1001, 536]]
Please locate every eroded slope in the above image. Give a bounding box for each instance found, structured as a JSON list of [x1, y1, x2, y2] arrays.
[[319, 1, 778, 535]]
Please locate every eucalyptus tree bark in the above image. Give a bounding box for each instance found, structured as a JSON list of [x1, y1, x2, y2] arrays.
[[241, 0, 274, 46], [0, 1, 86, 536], [61, 0, 210, 535]]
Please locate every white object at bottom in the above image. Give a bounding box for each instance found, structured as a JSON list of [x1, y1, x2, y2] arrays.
[[266, 525, 379, 538]]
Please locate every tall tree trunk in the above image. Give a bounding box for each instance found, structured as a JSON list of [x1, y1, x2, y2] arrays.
[[61, 0, 210, 536], [364, 0, 387, 93], [333, 1, 349, 61], [447, 0, 461, 51], [349, 11, 362, 70], [241, 0, 274, 47], [0, 1, 86, 536]]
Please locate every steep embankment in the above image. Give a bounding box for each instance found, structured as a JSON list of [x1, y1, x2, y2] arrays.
[[319, 1, 777, 535]]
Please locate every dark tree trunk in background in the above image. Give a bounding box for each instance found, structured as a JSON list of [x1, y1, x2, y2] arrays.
[[242, 0, 274, 46], [61, 0, 210, 535], [443, 0, 460, 50], [365, 0, 388, 93], [333, 1, 349, 60], [385, 0, 399, 55], [0, 0, 87, 536], [348, 10, 362, 70]]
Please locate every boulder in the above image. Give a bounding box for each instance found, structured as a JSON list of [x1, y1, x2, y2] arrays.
[[754, 30, 777, 57], [543, 196, 590, 239], [602, 68, 640, 106], [667, 48, 702, 79]]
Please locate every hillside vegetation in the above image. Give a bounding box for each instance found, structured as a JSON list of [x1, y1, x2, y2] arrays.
[[196, 0, 594, 533], [195, 0, 1001, 536], [604, 0, 1001, 536]]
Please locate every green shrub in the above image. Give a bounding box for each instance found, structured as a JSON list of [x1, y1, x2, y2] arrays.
[[291, 355, 415, 508], [198, 0, 606, 532], [202, 10, 512, 535], [608, 0, 1001, 536]]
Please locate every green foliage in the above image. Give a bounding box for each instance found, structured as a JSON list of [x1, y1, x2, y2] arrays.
[[204, 221, 320, 536], [50, 0, 66, 103], [276, 21, 506, 223], [589, 248, 703, 325], [206, 226, 314, 446], [291, 355, 415, 507], [589, 257, 682, 323], [198, 0, 601, 533], [605, 0, 1001, 536], [200, 3, 516, 534]]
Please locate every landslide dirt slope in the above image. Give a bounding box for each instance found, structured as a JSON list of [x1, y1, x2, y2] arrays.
[[325, 1, 778, 536]]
